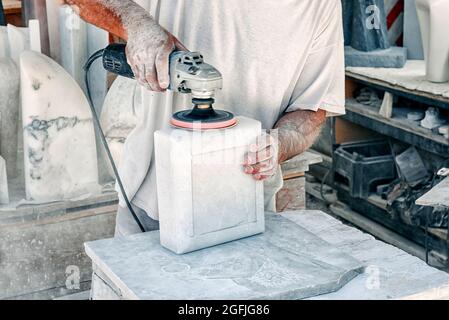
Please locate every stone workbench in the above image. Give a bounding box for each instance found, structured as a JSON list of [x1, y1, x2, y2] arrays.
[[85, 210, 449, 300]]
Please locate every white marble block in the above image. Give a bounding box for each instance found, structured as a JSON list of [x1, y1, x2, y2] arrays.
[[7, 22, 41, 65], [0, 59, 20, 178], [87, 24, 109, 113], [20, 51, 100, 202], [0, 156, 9, 204], [46, 0, 61, 63], [28, 20, 42, 53], [99, 76, 142, 181], [59, 5, 87, 91], [416, 0, 449, 83], [154, 117, 265, 254], [7, 24, 30, 66], [0, 26, 10, 58]]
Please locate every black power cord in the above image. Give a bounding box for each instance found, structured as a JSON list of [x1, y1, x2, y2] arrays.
[[84, 49, 145, 233]]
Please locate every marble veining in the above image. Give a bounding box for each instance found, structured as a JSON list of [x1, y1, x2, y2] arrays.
[[20, 51, 99, 202], [24, 116, 92, 181]]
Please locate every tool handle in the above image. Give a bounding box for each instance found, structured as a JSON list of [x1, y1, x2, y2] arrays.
[[102, 43, 135, 79], [102, 43, 182, 82]]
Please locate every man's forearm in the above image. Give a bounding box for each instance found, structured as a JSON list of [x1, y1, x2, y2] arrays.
[[274, 109, 326, 163], [61, 0, 155, 40]]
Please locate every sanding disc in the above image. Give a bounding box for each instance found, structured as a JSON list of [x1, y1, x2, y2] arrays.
[[171, 109, 237, 130]]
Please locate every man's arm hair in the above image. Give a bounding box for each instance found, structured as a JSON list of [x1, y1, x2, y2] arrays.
[[274, 109, 326, 163], [60, 0, 150, 39]]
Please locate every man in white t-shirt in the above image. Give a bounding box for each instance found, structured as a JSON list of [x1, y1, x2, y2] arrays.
[[63, 0, 345, 236]]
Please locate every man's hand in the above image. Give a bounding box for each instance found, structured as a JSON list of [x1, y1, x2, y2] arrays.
[[126, 26, 187, 91], [243, 133, 279, 181], [63, 0, 187, 91], [243, 109, 326, 181]]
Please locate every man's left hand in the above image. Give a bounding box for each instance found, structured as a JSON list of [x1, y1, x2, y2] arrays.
[[243, 132, 278, 181]]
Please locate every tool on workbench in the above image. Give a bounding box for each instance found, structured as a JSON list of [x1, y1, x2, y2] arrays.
[[102, 43, 237, 130]]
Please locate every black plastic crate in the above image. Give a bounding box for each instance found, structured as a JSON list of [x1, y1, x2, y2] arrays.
[[334, 140, 397, 199]]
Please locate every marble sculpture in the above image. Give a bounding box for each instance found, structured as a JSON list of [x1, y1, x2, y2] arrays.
[[416, 0, 449, 83], [342, 0, 407, 67], [99, 76, 142, 181], [20, 51, 100, 202]]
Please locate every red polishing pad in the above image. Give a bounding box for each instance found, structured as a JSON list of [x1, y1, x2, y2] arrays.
[[170, 109, 237, 130], [170, 117, 237, 130]]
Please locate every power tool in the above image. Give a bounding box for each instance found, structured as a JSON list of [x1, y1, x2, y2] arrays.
[[102, 43, 237, 130]]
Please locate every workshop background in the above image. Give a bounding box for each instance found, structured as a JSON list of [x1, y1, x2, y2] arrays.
[[0, 0, 449, 300]]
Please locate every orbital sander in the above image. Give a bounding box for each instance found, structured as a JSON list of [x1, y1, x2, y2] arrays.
[[102, 43, 237, 130]]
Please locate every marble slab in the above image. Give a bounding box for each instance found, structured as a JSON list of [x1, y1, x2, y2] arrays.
[[22, 0, 50, 56], [99, 76, 142, 181], [346, 60, 449, 99], [0, 155, 9, 204], [279, 210, 449, 300], [86, 23, 109, 114], [20, 51, 100, 202], [59, 5, 87, 91], [0, 26, 9, 58], [154, 117, 265, 254], [7, 24, 29, 66], [28, 20, 42, 53], [416, 177, 449, 208], [46, 0, 60, 63], [345, 46, 407, 68], [404, 0, 424, 60], [85, 213, 363, 300], [59, 5, 108, 106], [0, 59, 20, 178]]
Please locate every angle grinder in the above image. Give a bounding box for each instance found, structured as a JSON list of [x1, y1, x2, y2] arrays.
[[102, 43, 236, 130]]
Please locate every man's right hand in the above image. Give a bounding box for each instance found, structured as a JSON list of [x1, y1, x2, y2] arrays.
[[63, 0, 187, 92], [126, 23, 187, 92]]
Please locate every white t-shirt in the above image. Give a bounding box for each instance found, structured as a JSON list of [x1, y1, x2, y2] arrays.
[[119, 0, 345, 219]]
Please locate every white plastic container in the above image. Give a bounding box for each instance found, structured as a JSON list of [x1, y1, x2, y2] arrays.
[[154, 116, 265, 254]]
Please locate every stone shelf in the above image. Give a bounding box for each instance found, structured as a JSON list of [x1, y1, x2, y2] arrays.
[[346, 60, 449, 110], [344, 98, 449, 156]]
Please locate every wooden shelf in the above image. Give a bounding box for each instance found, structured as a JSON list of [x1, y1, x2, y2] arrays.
[[2, 0, 22, 26], [344, 98, 449, 156], [3, 0, 21, 12]]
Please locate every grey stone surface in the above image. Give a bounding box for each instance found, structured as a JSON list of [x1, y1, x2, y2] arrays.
[[342, 0, 390, 52], [345, 46, 407, 68], [0, 203, 116, 300], [416, 177, 449, 208], [346, 60, 449, 99], [85, 213, 363, 300], [281, 211, 449, 300], [0, 59, 20, 178]]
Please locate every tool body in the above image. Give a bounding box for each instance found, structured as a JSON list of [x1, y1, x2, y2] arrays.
[[102, 43, 236, 130]]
